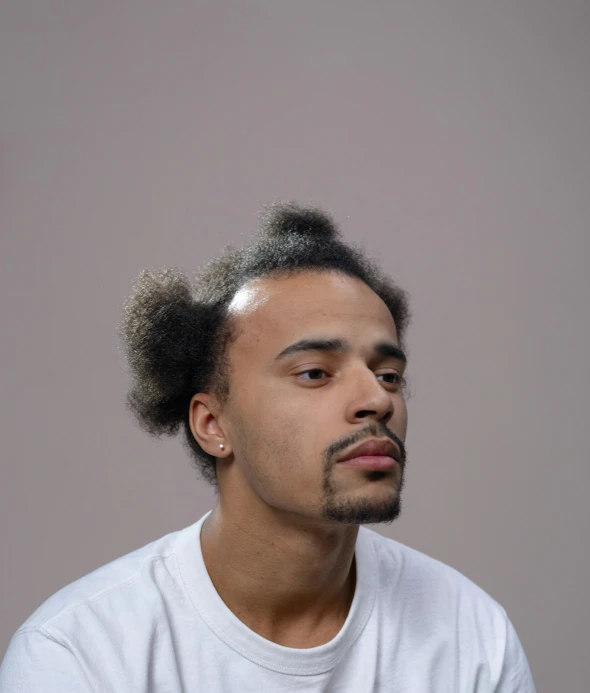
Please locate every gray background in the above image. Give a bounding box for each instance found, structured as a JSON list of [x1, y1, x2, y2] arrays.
[[1, 1, 589, 689]]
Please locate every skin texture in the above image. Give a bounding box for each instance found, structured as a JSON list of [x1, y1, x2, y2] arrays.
[[189, 270, 408, 648]]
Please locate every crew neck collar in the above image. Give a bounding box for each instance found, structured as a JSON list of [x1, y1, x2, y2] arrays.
[[176, 510, 378, 675]]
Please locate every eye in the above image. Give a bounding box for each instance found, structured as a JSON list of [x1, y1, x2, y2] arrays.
[[296, 369, 408, 389], [297, 368, 328, 381], [382, 372, 411, 398], [378, 373, 407, 387]]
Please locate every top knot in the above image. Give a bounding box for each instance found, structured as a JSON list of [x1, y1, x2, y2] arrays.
[[257, 201, 341, 240]]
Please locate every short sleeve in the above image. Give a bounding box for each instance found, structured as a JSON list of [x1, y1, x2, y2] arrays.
[[0, 628, 91, 692], [493, 615, 537, 693]]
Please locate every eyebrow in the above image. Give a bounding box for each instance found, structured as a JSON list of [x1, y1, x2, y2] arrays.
[[274, 337, 407, 364]]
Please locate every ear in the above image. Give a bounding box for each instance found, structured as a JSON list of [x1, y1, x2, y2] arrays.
[[189, 393, 230, 458]]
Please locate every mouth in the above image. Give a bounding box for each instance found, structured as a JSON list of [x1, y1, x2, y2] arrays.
[[337, 455, 397, 471], [337, 437, 401, 467]]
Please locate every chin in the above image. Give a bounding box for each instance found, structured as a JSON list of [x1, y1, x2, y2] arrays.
[[321, 495, 402, 525]]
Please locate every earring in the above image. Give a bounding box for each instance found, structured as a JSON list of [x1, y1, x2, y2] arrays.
[[219, 444, 225, 450]]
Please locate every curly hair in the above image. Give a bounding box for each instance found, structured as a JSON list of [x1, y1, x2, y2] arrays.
[[120, 201, 412, 488]]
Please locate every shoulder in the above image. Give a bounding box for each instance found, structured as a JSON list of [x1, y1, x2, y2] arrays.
[[1, 518, 205, 689], [360, 526, 509, 640], [362, 525, 503, 603], [12, 520, 199, 636], [359, 527, 537, 691]]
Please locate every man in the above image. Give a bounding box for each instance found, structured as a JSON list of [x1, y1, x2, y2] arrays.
[[0, 202, 537, 691]]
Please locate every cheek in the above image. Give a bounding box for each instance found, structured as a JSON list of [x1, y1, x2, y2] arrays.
[[230, 390, 300, 465], [229, 375, 329, 476], [251, 410, 319, 483], [260, 414, 306, 463], [397, 400, 409, 436]]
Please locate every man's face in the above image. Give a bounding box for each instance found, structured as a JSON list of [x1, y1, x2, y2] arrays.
[[218, 270, 408, 526]]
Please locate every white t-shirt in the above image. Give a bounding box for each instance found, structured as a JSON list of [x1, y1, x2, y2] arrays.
[[0, 510, 536, 692]]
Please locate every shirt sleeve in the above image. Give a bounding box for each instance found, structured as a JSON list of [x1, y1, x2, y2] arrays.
[[493, 614, 537, 693], [0, 628, 92, 692]]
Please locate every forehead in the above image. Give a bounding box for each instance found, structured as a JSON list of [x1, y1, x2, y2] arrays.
[[227, 271, 398, 357]]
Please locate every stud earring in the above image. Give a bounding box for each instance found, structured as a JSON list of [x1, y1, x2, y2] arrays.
[[219, 444, 225, 450]]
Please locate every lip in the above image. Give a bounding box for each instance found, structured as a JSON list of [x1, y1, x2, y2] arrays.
[[338, 455, 397, 471], [337, 438, 401, 464]]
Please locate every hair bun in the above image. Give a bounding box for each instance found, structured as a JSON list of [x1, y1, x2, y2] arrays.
[[257, 201, 341, 240], [120, 267, 205, 434]]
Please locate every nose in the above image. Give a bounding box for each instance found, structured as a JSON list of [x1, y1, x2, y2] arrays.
[[344, 367, 395, 426]]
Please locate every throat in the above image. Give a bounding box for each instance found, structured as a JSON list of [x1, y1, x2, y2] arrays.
[[246, 556, 357, 649]]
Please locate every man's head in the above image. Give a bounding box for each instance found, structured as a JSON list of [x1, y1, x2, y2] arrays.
[[121, 202, 411, 525]]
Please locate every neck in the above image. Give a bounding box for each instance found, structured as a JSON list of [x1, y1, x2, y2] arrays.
[[200, 500, 359, 648]]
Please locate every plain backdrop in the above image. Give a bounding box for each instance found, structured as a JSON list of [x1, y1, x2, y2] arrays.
[[1, 2, 589, 690]]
